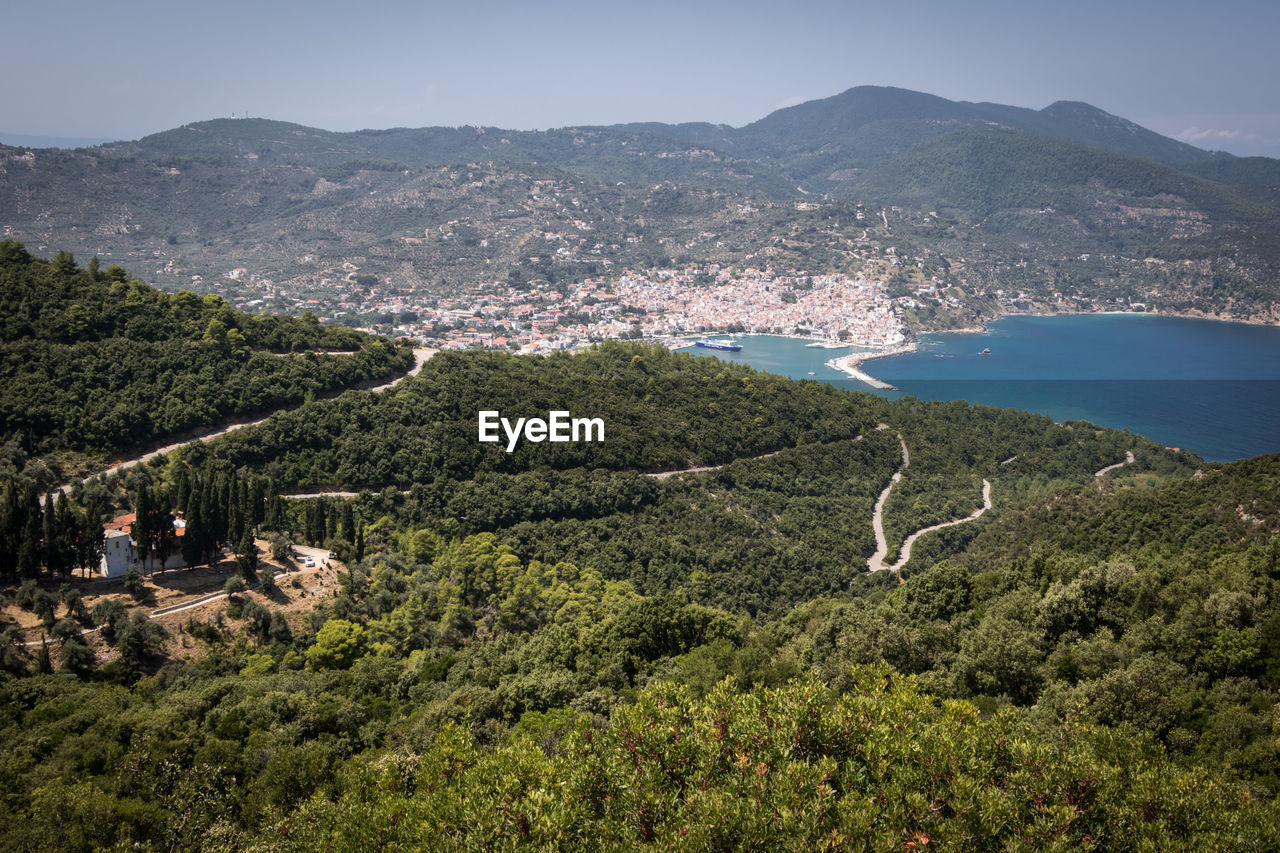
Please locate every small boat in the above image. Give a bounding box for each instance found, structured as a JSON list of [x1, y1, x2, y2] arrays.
[[805, 342, 826, 348], [807, 371, 816, 375], [980, 348, 991, 355], [695, 339, 743, 352]]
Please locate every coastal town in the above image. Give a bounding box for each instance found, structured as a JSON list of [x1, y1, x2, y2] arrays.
[[220, 263, 909, 355]]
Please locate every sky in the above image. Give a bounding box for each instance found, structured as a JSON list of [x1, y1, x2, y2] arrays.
[[3, 0, 1279, 157]]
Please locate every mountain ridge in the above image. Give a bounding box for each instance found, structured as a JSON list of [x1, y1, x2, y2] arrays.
[[2, 84, 1276, 326]]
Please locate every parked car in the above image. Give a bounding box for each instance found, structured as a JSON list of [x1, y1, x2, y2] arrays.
[[304, 555, 316, 568]]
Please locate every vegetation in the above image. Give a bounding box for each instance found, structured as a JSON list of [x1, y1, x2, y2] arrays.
[[0, 242, 413, 462], [0, 258, 1276, 846]]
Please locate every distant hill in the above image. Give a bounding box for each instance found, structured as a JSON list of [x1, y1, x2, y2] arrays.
[[1, 85, 1277, 320]]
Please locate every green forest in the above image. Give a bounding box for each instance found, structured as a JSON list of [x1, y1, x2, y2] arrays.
[[0, 241, 413, 467], [1, 268, 1278, 848]]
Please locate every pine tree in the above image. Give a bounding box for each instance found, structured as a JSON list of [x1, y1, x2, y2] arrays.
[[355, 524, 365, 563]]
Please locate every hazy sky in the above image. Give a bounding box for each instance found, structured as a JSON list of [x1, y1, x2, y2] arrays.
[[4, 0, 1278, 156]]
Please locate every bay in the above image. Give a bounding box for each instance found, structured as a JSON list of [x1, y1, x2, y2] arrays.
[[683, 315, 1280, 462]]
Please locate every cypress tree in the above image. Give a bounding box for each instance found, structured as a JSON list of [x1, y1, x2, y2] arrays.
[[174, 466, 191, 514], [18, 487, 42, 579], [42, 493, 60, 576], [35, 638, 52, 675], [182, 490, 205, 570], [134, 487, 153, 570], [202, 471, 224, 550], [339, 502, 356, 543], [225, 476, 243, 547], [0, 480, 19, 580], [249, 476, 265, 529], [326, 501, 338, 542], [238, 478, 254, 538], [54, 492, 77, 579], [78, 505, 103, 579]]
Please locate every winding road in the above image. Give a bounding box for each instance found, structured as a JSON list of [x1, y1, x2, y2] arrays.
[[1094, 450, 1136, 478], [866, 433, 992, 574], [866, 444, 1135, 574]]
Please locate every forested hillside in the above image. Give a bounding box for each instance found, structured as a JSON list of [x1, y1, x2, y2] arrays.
[[2, 333, 1278, 848], [0, 242, 412, 466]]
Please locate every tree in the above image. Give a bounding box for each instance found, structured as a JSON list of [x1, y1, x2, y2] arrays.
[[92, 598, 127, 642], [116, 612, 168, 672], [18, 487, 42, 578], [182, 492, 206, 569], [306, 619, 366, 670], [51, 492, 82, 580], [43, 493, 61, 577], [35, 638, 53, 674], [236, 532, 259, 585], [135, 485, 174, 572], [75, 502, 103, 579], [0, 625, 29, 674], [123, 566, 145, 599], [59, 635, 96, 675]]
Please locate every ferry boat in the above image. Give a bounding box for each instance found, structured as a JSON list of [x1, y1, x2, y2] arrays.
[[805, 342, 827, 348], [694, 339, 742, 352]]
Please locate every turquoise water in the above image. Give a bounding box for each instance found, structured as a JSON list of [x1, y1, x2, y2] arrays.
[[683, 316, 1280, 462]]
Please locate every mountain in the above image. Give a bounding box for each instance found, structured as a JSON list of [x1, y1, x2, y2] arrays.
[[1, 86, 1277, 324]]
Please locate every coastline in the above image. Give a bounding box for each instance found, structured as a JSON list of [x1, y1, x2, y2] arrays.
[[912, 308, 1278, 338]]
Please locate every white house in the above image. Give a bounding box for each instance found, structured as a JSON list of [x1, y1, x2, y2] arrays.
[[99, 513, 189, 578], [101, 528, 135, 578]]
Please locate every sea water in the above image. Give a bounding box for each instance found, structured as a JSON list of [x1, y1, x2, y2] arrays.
[[684, 315, 1280, 462]]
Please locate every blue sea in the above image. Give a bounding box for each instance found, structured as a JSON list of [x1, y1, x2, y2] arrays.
[[684, 315, 1280, 462]]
